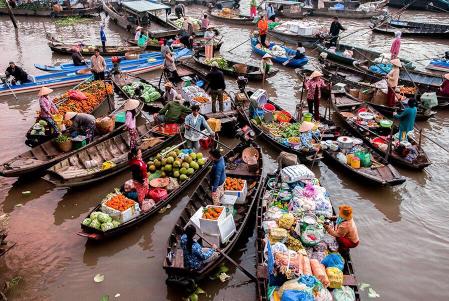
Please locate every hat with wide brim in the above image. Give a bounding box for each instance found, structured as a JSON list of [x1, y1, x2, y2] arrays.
[[309, 70, 323, 79], [64, 111, 78, 121], [444, 73, 449, 80], [124, 98, 140, 111], [164, 81, 174, 88], [339, 205, 353, 220], [299, 121, 315, 132], [391, 58, 402, 67], [262, 53, 272, 59], [38, 87, 53, 97]]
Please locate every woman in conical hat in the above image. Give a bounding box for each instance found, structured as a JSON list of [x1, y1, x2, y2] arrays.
[[37, 86, 60, 135], [305, 70, 327, 121], [124, 99, 140, 149]]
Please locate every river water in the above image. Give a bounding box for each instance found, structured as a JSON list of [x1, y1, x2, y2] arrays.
[[1, 4, 449, 301]]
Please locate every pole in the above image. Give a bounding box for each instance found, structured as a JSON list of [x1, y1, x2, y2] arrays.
[[186, 125, 232, 150], [5, 0, 18, 29], [227, 37, 251, 54]]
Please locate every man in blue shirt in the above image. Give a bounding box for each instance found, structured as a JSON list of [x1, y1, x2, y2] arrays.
[[100, 23, 107, 53], [266, 3, 276, 21], [209, 148, 226, 205]]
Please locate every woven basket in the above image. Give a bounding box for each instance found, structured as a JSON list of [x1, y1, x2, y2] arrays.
[[57, 140, 72, 152], [96, 117, 115, 134], [242, 147, 259, 164]]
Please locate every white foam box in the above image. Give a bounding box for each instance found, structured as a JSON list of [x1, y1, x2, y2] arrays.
[[218, 214, 236, 244], [101, 201, 140, 223], [201, 232, 221, 247], [199, 205, 226, 235], [224, 178, 248, 204], [220, 194, 238, 216]]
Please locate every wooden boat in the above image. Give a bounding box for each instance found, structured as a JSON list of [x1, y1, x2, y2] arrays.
[[163, 142, 263, 285], [102, 0, 180, 38], [353, 60, 444, 93], [426, 58, 449, 73], [331, 92, 431, 170], [208, 9, 255, 25], [372, 19, 449, 38], [0, 99, 144, 177], [77, 145, 213, 240], [44, 123, 178, 187], [316, 43, 415, 69], [0, 5, 99, 17], [306, 0, 388, 19], [387, 0, 449, 11], [266, 0, 308, 19], [322, 129, 406, 186], [192, 53, 278, 81], [256, 174, 361, 301], [250, 38, 309, 68]]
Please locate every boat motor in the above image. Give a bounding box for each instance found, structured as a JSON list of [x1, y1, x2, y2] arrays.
[[236, 125, 255, 142]]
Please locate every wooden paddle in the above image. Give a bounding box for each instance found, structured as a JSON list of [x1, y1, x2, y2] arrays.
[[196, 231, 257, 282]]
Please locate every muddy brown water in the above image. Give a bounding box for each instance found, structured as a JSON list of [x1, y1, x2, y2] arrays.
[[1, 4, 449, 300]]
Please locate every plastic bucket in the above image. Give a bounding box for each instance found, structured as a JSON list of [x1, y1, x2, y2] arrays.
[[303, 112, 313, 122], [164, 123, 179, 135], [253, 108, 265, 118], [351, 157, 360, 169], [262, 103, 275, 112], [199, 137, 213, 149]]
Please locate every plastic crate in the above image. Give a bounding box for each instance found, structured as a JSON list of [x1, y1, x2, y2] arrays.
[[101, 201, 140, 223]]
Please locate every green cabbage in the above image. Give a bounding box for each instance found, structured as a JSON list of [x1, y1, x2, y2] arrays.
[[89, 219, 101, 230], [112, 220, 121, 228], [82, 218, 92, 226], [90, 212, 101, 220], [101, 222, 114, 232], [97, 212, 112, 224], [39, 120, 48, 126]]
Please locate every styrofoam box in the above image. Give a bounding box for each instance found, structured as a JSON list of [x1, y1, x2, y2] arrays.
[[219, 214, 236, 244], [201, 232, 221, 247], [191, 98, 233, 115], [224, 178, 248, 204], [220, 194, 238, 216], [199, 205, 226, 235], [101, 202, 140, 223]]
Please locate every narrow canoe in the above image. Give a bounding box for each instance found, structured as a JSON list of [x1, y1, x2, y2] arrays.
[[372, 19, 449, 38], [331, 92, 431, 170], [192, 53, 278, 81], [44, 123, 179, 187], [208, 9, 255, 25], [256, 174, 361, 301], [47, 37, 142, 56], [164, 141, 263, 285], [250, 38, 309, 68], [388, 0, 449, 11], [268, 28, 324, 49], [426, 58, 449, 73], [0, 100, 144, 177], [306, 0, 388, 19]]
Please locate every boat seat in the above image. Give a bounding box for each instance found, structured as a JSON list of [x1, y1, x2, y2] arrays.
[[172, 249, 185, 268]]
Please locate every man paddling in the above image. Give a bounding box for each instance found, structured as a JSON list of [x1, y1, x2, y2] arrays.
[[329, 16, 345, 47], [5, 62, 31, 85]]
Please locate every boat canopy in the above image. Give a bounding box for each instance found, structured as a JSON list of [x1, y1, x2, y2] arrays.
[[122, 0, 170, 13]]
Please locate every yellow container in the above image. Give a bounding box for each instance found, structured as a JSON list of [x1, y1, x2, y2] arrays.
[[346, 153, 354, 165], [207, 118, 221, 132], [351, 157, 360, 169], [53, 114, 64, 130]]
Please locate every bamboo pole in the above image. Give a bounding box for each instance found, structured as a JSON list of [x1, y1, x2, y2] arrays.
[[5, 0, 18, 29]]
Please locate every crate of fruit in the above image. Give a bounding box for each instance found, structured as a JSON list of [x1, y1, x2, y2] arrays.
[[101, 190, 140, 223], [199, 205, 226, 235], [224, 177, 247, 204]]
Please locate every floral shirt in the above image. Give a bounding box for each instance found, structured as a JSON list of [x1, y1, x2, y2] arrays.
[[180, 234, 215, 270], [39, 96, 57, 118], [305, 78, 326, 100]]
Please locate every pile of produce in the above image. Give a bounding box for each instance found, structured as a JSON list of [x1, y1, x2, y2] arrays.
[[399, 86, 417, 95], [172, 17, 201, 29], [105, 194, 135, 211], [54, 134, 70, 144], [82, 211, 120, 232], [55, 16, 90, 27], [122, 81, 161, 103], [30, 120, 48, 136], [261, 167, 355, 300], [147, 148, 207, 182], [204, 57, 232, 71], [224, 177, 245, 191], [53, 81, 113, 115], [202, 206, 224, 220], [182, 85, 210, 104]]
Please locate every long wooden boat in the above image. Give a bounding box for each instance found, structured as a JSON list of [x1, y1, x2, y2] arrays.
[[0, 100, 144, 177], [387, 0, 449, 11], [426, 58, 449, 73], [192, 53, 278, 81], [331, 92, 431, 170], [266, 0, 308, 19], [208, 9, 255, 25], [77, 145, 213, 240], [322, 128, 406, 186], [317, 43, 415, 69], [256, 174, 361, 301], [353, 60, 444, 92], [251, 38, 309, 68], [43, 123, 178, 187], [163, 142, 263, 285], [372, 19, 449, 38], [305, 0, 388, 19], [102, 0, 180, 38], [268, 26, 324, 48], [0, 5, 99, 17]]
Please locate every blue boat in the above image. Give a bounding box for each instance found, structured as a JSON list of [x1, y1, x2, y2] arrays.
[[1, 49, 192, 96], [426, 59, 449, 73], [34, 52, 165, 72], [250, 37, 308, 68]]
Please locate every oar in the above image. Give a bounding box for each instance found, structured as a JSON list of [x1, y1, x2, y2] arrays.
[[160, 140, 187, 158], [186, 124, 232, 150], [227, 37, 251, 54], [3, 80, 17, 100], [196, 231, 257, 282]]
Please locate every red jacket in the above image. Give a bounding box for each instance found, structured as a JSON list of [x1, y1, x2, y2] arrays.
[[129, 158, 148, 183]]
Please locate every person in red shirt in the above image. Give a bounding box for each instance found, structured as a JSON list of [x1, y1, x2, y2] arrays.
[[439, 73, 449, 97], [128, 148, 148, 205], [257, 14, 269, 47]]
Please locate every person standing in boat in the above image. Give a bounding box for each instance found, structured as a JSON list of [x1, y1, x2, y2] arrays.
[[390, 31, 402, 60], [164, 50, 181, 83], [250, 0, 258, 17], [305, 70, 328, 121], [90, 49, 106, 80], [64, 112, 96, 142], [206, 61, 226, 113], [201, 14, 210, 31], [394, 98, 417, 142], [257, 14, 269, 47], [386, 58, 401, 107], [324, 205, 359, 250], [124, 98, 140, 149], [38, 87, 60, 135], [184, 105, 215, 150], [180, 225, 218, 270], [266, 3, 276, 21], [100, 23, 107, 53], [175, 3, 185, 19], [204, 26, 216, 59], [134, 26, 143, 42], [137, 31, 149, 49], [5, 62, 30, 85], [209, 148, 226, 205], [71, 46, 86, 66], [438, 73, 449, 97], [128, 147, 148, 206], [329, 16, 345, 47]]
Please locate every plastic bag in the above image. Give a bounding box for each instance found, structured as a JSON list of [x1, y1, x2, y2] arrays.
[[323, 234, 339, 252], [300, 225, 322, 247], [278, 279, 308, 299], [310, 259, 329, 287], [302, 256, 312, 275], [315, 288, 333, 301], [278, 213, 295, 229], [281, 165, 315, 183], [68, 89, 87, 101], [269, 227, 288, 243], [322, 253, 345, 271], [326, 267, 343, 289], [281, 290, 314, 301], [333, 286, 356, 301]]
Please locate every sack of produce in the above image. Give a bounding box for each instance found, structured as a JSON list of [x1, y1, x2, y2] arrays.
[[321, 253, 345, 271], [302, 255, 312, 275], [326, 267, 343, 289], [281, 165, 315, 183], [68, 90, 87, 101], [278, 279, 309, 299], [96, 116, 115, 134], [310, 259, 329, 287], [315, 287, 333, 301], [300, 224, 323, 247], [286, 234, 306, 254], [278, 213, 295, 229], [332, 286, 356, 301], [269, 227, 288, 243], [420, 92, 438, 109]]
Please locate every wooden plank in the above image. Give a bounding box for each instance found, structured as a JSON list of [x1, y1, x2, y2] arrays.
[[30, 146, 48, 160], [40, 143, 60, 157], [172, 249, 184, 268], [343, 274, 357, 286]]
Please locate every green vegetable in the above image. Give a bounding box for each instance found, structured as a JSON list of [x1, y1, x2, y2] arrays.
[[204, 57, 232, 71], [55, 134, 70, 143], [89, 219, 101, 230], [97, 212, 112, 224], [39, 120, 48, 126], [112, 220, 121, 228], [90, 212, 101, 220], [82, 218, 92, 226], [101, 222, 114, 232]]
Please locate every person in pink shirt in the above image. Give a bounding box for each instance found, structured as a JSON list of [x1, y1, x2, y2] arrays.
[[201, 14, 209, 31], [390, 31, 401, 59], [124, 98, 140, 149]]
